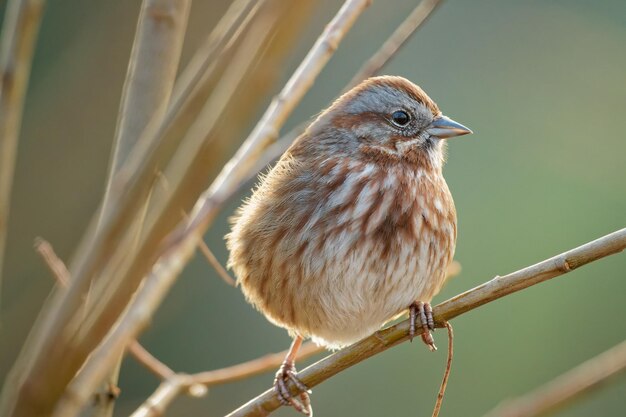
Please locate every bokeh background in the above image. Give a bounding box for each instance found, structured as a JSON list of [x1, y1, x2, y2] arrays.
[[1, 0, 625, 416]]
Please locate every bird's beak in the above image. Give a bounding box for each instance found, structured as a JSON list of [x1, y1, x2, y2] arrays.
[[426, 115, 472, 139]]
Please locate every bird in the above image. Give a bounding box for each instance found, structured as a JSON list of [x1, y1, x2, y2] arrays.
[[226, 75, 471, 414]]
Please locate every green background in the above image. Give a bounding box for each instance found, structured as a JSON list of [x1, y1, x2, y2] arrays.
[[1, 1, 625, 416]]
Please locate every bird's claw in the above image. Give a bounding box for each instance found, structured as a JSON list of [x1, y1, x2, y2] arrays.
[[274, 362, 312, 415], [409, 301, 437, 351]]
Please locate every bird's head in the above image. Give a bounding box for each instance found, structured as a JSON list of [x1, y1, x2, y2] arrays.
[[309, 76, 471, 170]]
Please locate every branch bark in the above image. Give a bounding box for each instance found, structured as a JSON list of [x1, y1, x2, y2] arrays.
[[238, 0, 444, 192], [93, 1, 191, 415], [42, 3, 318, 416], [483, 339, 626, 417], [46, 3, 367, 415], [0, 1, 274, 415], [225, 228, 626, 417], [347, 0, 442, 89], [130, 342, 323, 417], [0, 0, 46, 297]]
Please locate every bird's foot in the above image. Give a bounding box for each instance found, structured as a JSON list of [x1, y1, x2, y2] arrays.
[[274, 360, 312, 415], [409, 301, 437, 351]]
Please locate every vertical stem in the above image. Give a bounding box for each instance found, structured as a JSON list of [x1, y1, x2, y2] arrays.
[[0, 0, 46, 300], [92, 1, 192, 416]]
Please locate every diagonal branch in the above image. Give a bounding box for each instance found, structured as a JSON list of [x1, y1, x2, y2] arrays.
[[483, 339, 626, 417], [130, 342, 323, 417], [225, 228, 626, 417], [347, 0, 443, 89], [94, 1, 191, 416], [33, 238, 177, 384], [237, 0, 445, 193]]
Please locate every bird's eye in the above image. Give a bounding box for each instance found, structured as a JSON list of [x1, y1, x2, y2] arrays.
[[391, 110, 410, 127]]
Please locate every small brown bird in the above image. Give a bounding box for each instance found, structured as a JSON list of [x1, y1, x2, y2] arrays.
[[227, 76, 471, 414]]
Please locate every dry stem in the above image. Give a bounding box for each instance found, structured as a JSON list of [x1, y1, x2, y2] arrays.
[[0, 0, 46, 296], [47, 3, 369, 415], [94, 1, 191, 415], [224, 228, 626, 417], [194, 0, 372, 209], [239, 0, 444, 189], [347, 0, 443, 89], [483, 339, 626, 417], [129, 263, 459, 416], [431, 322, 453, 417], [0, 2, 275, 416], [48, 3, 317, 416], [130, 342, 323, 417], [33, 238, 177, 383]]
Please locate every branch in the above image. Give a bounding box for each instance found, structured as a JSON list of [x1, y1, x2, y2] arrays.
[[40, 4, 369, 415], [93, 1, 191, 415], [197, 239, 236, 286], [347, 0, 442, 89], [130, 342, 323, 417], [195, 0, 372, 207], [128, 341, 176, 380], [33, 238, 177, 383], [0, 0, 46, 297], [238, 0, 444, 191], [47, 3, 320, 416], [100, 0, 191, 219], [225, 228, 626, 417], [0, 1, 278, 415], [129, 262, 460, 417], [483, 339, 626, 417], [34, 237, 70, 286]]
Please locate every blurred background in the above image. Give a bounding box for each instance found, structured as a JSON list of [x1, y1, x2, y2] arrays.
[[1, 0, 625, 416]]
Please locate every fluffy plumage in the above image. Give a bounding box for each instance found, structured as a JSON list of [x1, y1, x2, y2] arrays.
[[227, 76, 464, 349]]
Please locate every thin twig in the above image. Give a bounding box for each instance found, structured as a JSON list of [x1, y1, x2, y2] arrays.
[[128, 341, 176, 380], [32, 237, 177, 383], [130, 342, 323, 417], [193, 0, 372, 214], [236, 0, 444, 193], [347, 0, 443, 89], [432, 321, 453, 417], [94, 0, 191, 414], [34, 237, 70, 286], [0, 2, 272, 416], [100, 0, 191, 220], [197, 239, 236, 286], [0, 0, 46, 296], [483, 339, 626, 417], [50, 3, 317, 416], [130, 263, 459, 416], [224, 228, 626, 417], [103, 10, 375, 407]]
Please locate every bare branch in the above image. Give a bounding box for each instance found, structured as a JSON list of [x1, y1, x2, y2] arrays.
[[432, 322, 454, 417], [224, 228, 626, 417], [197, 239, 236, 286], [46, 3, 319, 416], [0, 1, 278, 415], [94, 0, 192, 413], [130, 262, 459, 416], [237, 0, 444, 192], [32, 238, 177, 386], [48, 3, 371, 413], [347, 0, 443, 89], [34, 237, 70, 286], [194, 0, 372, 211], [483, 339, 626, 417], [128, 341, 176, 381], [0, 0, 46, 296], [130, 342, 323, 417], [100, 0, 191, 220]]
